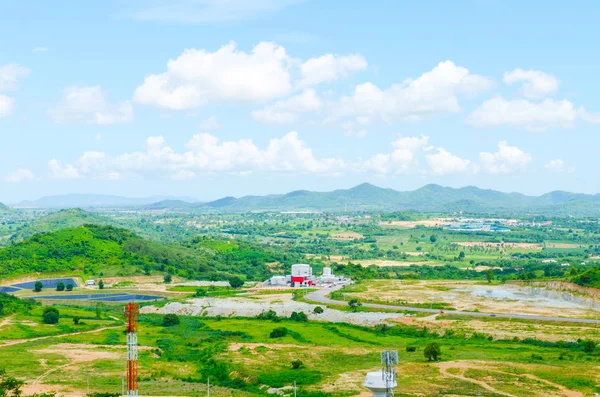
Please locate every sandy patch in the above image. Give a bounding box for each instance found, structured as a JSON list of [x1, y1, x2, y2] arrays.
[[352, 260, 437, 267], [455, 242, 542, 250], [545, 243, 583, 249], [379, 218, 453, 228], [330, 232, 365, 240], [33, 343, 122, 366]]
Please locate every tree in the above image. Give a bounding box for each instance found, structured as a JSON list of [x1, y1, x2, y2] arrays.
[[290, 312, 308, 322], [270, 327, 288, 338], [424, 342, 441, 361], [0, 368, 25, 397], [163, 314, 180, 326], [229, 276, 244, 289], [163, 274, 172, 284], [56, 282, 65, 292], [98, 279, 105, 290], [291, 359, 304, 369], [429, 235, 437, 243], [73, 316, 80, 325], [458, 251, 466, 260], [582, 339, 597, 354], [313, 306, 324, 314], [42, 307, 59, 324], [34, 281, 43, 292], [486, 269, 494, 284], [66, 284, 74, 291], [348, 299, 362, 312]]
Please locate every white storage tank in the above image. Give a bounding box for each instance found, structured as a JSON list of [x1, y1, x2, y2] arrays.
[[291, 264, 312, 277], [323, 267, 332, 276], [270, 276, 287, 286], [364, 370, 396, 397]]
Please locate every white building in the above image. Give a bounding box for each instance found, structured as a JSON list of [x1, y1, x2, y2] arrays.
[[291, 264, 312, 277], [270, 275, 287, 286]]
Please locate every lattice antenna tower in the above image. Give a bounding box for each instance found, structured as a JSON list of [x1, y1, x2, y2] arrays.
[[380, 350, 398, 397], [125, 301, 139, 397]]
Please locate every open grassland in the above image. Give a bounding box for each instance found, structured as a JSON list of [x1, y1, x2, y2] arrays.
[[1, 308, 599, 397]]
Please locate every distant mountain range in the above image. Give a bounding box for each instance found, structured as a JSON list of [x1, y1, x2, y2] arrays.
[[8, 184, 600, 215], [15, 194, 198, 209]]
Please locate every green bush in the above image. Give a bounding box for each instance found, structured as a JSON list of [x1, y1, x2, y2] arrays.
[[56, 282, 65, 291], [290, 312, 308, 322], [291, 359, 304, 369], [66, 284, 74, 291], [229, 276, 244, 289], [163, 314, 180, 326], [73, 316, 80, 325], [424, 342, 441, 361], [270, 327, 288, 338], [42, 307, 59, 324], [313, 306, 324, 314], [34, 281, 43, 292], [406, 346, 416, 352]]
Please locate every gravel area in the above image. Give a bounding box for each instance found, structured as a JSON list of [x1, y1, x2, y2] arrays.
[[140, 296, 404, 326]]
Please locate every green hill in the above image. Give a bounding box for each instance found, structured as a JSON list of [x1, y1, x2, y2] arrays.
[[0, 224, 295, 281], [198, 183, 600, 215], [0, 203, 9, 212], [8, 208, 111, 243]]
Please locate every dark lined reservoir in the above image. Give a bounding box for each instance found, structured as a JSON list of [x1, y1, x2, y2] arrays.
[[32, 293, 164, 302]]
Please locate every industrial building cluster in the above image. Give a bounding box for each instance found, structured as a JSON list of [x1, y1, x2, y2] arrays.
[[267, 264, 343, 287]]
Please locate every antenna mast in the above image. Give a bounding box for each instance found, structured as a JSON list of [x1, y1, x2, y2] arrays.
[[125, 301, 139, 396], [380, 350, 398, 397]]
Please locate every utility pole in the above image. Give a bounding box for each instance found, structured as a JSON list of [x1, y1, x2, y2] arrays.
[[294, 380, 296, 397], [207, 377, 210, 397], [125, 301, 139, 397], [86, 373, 90, 396]]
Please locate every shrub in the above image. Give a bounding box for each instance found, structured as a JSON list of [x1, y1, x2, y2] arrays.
[[313, 306, 324, 314], [291, 359, 304, 369], [42, 307, 59, 324], [290, 312, 308, 322], [34, 281, 43, 292], [66, 284, 74, 291], [73, 316, 80, 325], [229, 276, 244, 289], [582, 340, 597, 354], [406, 346, 416, 352], [270, 327, 288, 338], [98, 279, 104, 290], [195, 288, 207, 297], [164, 274, 172, 284], [56, 282, 65, 292], [348, 299, 362, 312], [531, 354, 544, 361], [424, 342, 441, 361], [163, 314, 180, 327], [257, 310, 280, 321]]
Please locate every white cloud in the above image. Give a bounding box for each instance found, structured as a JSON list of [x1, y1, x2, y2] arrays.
[[198, 116, 221, 131], [333, 61, 493, 124], [299, 53, 367, 87], [479, 141, 532, 174], [5, 169, 35, 183], [467, 97, 581, 131], [341, 121, 368, 138], [33, 47, 49, 53], [363, 135, 430, 175], [503, 68, 559, 99], [544, 159, 575, 173], [0, 95, 14, 118], [0, 63, 31, 91], [134, 41, 293, 110], [49, 159, 80, 179], [252, 89, 322, 124], [131, 0, 305, 24], [426, 148, 471, 175], [48, 86, 133, 125], [48, 132, 345, 180]]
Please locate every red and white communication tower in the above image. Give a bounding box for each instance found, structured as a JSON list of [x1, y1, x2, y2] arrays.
[[124, 301, 139, 396]]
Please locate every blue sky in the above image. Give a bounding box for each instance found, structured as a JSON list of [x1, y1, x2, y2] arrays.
[[1, 0, 599, 202]]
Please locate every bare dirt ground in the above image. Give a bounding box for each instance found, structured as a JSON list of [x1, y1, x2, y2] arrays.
[[437, 360, 583, 397], [330, 232, 365, 240], [379, 218, 454, 228], [545, 243, 583, 249], [352, 259, 439, 267], [455, 242, 543, 250], [0, 325, 121, 348], [345, 280, 597, 318], [141, 295, 405, 326]]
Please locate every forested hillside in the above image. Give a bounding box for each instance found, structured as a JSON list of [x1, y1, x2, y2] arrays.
[[0, 224, 296, 281]]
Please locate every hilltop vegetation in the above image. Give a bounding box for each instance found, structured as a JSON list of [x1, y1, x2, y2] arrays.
[[0, 224, 298, 281], [8, 208, 111, 243], [0, 202, 8, 211]]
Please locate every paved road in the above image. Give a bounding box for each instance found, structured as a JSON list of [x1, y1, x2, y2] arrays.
[[305, 284, 600, 325]]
